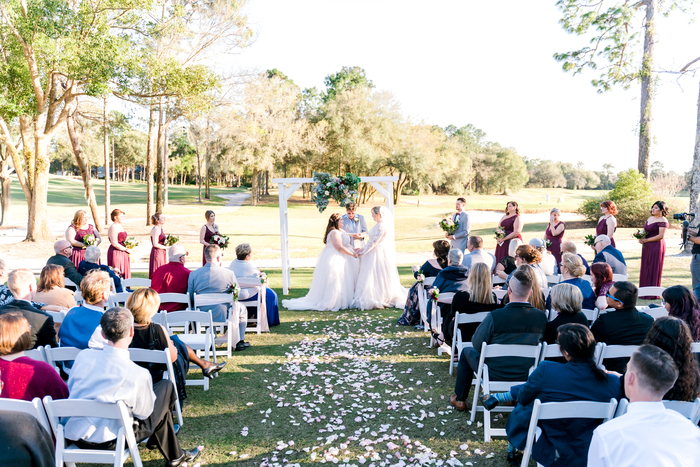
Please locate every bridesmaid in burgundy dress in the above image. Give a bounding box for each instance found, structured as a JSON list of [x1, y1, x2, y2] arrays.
[[107, 209, 131, 279], [639, 201, 669, 299], [596, 200, 618, 248], [545, 207, 565, 264], [199, 210, 219, 266], [66, 210, 101, 268], [149, 212, 167, 279], [494, 201, 523, 263]]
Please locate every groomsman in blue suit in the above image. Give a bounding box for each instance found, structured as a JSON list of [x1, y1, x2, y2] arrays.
[[446, 197, 471, 255], [341, 203, 368, 249]]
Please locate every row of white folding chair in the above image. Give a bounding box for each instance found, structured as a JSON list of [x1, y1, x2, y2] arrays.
[[538, 342, 605, 365], [122, 278, 152, 288], [637, 305, 669, 320], [165, 309, 216, 390], [615, 397, 700, 424], [430, 292, 455, 355], [450, 311, 490, 375], [0, 397, 52, 441], [546, 308, 599, 324], [235, 279, 266, 336], [638, 286, 667, 298]]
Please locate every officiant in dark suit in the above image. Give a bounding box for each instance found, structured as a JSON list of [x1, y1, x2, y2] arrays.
[[341, 203, 367, 249], [446, 197, 471, 254]]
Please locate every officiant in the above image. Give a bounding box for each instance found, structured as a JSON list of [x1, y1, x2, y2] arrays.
[[341, 203, 368, 249]]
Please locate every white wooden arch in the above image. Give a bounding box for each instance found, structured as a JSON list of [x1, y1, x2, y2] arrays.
[[272, 176, 399, 295]]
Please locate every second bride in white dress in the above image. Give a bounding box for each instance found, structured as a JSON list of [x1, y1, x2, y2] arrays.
[[282, 213, 359, 311]]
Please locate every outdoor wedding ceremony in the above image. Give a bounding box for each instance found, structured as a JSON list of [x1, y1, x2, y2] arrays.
[[1, 1, 700, 467]]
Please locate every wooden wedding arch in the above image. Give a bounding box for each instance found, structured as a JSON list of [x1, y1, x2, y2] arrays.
[[272, 176, 399, 295]]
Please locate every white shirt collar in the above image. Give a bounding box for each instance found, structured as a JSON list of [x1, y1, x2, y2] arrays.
[[83, 303, 104, 312], [627, 401, 666, 413], [102, 344, 129, 359]]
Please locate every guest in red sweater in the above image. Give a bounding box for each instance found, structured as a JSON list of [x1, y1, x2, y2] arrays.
[[0, 313, 68, 401], [150, 244, 191, 312]]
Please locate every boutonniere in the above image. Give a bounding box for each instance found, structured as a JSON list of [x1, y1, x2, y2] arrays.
[[353, 217, 359, 223]]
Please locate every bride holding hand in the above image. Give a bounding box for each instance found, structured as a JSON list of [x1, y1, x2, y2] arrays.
[[282, 213, 359, 311], [352, 206, 408, 310]]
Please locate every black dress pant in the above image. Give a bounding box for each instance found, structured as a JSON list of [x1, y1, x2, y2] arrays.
[[454, 348, 480, 401], [72, 380, 183, 462]]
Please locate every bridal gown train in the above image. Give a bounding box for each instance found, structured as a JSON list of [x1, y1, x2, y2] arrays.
[[282, 231, 359, 311], [351, 219, 408, 310]]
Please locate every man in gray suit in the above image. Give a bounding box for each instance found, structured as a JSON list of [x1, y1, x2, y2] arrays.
[[446, 197, 471, 254], [187, 245, 250, 352], [341, 203, 368, 249], [462, 236, 497, 273]]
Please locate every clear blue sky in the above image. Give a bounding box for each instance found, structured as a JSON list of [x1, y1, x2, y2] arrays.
[[230, 0, 700, 174]]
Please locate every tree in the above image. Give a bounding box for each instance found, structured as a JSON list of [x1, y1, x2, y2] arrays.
[[554, 0, 693, 178], [322, 66, 374, 103]]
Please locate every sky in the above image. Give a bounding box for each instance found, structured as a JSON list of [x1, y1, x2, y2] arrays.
[[227, 0, 700, 174]]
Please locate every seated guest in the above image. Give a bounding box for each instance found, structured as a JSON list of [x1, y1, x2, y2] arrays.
[[484, 324, 621, 466], [462, 236, 497, 273], [77, 246, 123, 293], [501, 265, 547, 313], [0, 259, 57, 312], [188, 245, 249, 352], [662, 285, 700, 341], [445, 262, 500, 346], [505, 245, 547, 290], [150, 244, 191, 312], [561, 241, 590, 275], [0, 313, 68, 401], [450, 269, 547, 411], [0, 411, 55, 467], [590, 262, 614, 311], [46, 240, 83, 288], [544, 283, 589, 344], [59, 270, 111, 350], [34, 264, 77, 310], [64, 307, 202, 467], [642, 317, 700, 402], [529, 237, 556, 276], [427, 249, 469, 327], [230, 242, 279, 327], [398, 240, 450, 326], [546, 253, 595, 311], [588, 345, 700, 466], [590, 281, 654, 373], [0, 269, 57, 349], [495, 238, 521, 280], [592, 235, 627, 275]]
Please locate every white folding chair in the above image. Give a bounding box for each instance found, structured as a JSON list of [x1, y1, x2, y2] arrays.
[[150, 311, 168, 327], [692, 342, 700, 354], [545, 275, 561, 286], [430, 292, 455, 355], [237, 279, 266, 335], [416, 281, 430, 333], [423, 277, 436, 288], [194, 292, 236, 358], [110, 278, 117, 293], [581, 308, 600, 323], [127, 348, 183, 427], [470, 342, 543, 442], [493, 289, 507, 301], [542, 287, 551, 299], [43, 396, 143, 467], [538, 342, 604, 365], [662, 398, 700, 424], [0, 397, 52, 435], [612, 273, 628, 282], [158, 293, 192, 313], [44, 345, 82, 375], [74, 290, 84, 306], [450, 311, 489, 375], [24, 346, 48, 364], [638, 286, 666, 298], [122, 278, 152, 289], [492, 276, 506, 286], [614, 397, 629, 417], [46, 309, 68, 324], [520, 398, 618, 467], [108, 292, 133, 308], [166, 310, 216, 390], [637, 306, 669, 320], [64, 277, 78, 289], [597, 344, 639, 369]]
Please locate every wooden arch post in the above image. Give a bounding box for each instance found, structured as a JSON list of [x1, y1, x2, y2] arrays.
[[271, 176, 399, 295]]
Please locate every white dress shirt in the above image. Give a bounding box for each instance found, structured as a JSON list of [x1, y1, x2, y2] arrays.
[[587, 401, 700, 467], [64, 345, 155, 443]]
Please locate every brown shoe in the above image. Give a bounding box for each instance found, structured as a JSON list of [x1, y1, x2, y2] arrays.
[[450, 394, 466, 411]]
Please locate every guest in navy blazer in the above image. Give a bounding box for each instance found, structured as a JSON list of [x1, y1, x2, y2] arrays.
[[483, 324, 622, 466]]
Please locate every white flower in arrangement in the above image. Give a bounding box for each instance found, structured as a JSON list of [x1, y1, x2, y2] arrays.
[[324, 190, 329, 196]]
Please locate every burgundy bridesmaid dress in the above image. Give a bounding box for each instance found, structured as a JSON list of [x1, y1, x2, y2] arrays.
[[596, 217, 616, 248], [546, 222, 565, 265], [639, 220, 669, 298], [107, 231, 131, 279], [494, 215, 522, 264], [69, 224, 95, 268], [149, 229, 167, 279], [202, 226, 217, 266]]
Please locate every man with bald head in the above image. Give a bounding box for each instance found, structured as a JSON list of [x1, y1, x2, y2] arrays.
[[46, 240, 83, 288], [151, 244, 192, 312]]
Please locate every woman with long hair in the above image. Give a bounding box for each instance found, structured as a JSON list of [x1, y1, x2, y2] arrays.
[[643, 316, 700, 401], [282, 213, 359, 311], [639, 200, 669, 297], [107, 208, 131, 279], [199, 210, 220, 266], [446, 262, 500, 345], [148, 212, 168, 278], [590, 262, 614, 311], [66, 209, 101, 268], [662, 285, 700, 341], [494, 201, 523, 263], [597, 200, 618, 247], [398, 240, 450, 326], [546, 208, 566, 264]]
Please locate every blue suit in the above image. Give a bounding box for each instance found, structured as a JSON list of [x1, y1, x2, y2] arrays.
[[341, 213, 367, 249], [506, 361, 622, 467], [450, 211, 471, 253]]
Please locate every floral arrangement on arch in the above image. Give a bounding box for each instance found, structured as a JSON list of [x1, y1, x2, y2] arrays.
[[311, 172, 361, 213]]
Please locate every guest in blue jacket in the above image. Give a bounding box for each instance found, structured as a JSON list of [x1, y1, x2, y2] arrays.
[[78, 246, 123, 293], [481, 323, 622, 466], [427, 249, 469, 326], [546, 253, 595, 311]]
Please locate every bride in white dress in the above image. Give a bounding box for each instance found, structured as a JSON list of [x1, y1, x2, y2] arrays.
[[351, 206, 408, 310], [282, 213, 359, 311]]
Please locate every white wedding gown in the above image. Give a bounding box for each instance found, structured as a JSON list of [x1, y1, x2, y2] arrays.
[[282, 230, 358, 311], [351, 213, 408, 310]]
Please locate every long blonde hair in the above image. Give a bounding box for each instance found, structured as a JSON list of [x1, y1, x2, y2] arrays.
[[467, 263, 494, 304], [126, 288, 161, 325], [518, 265, 545, 311]]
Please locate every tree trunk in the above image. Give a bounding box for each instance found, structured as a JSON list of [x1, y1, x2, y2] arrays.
[[265, 170, 269, 195], [103, 96, 110, 227], [638, 0, 656, 179], [196, 148, 202, 203], [0, 145, 10, 226], [145, 104, 158, 224], [26, 124, 52, 241], [67, 114, 103, 233], [155, 102, 165, 213], [251, 167, 259, 206], [688, 80, 700, 254]]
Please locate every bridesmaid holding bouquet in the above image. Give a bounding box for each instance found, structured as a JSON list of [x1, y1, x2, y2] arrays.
[[66, 210, 101, 268], [545, 207, 565, 264], [199, 210, 220, 266], [597, 200, 618, 248], [494, 201, 523, 264], [107, 209, 131, 279], [639, 201, 669, 298], [149, 212, 167, 278]]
